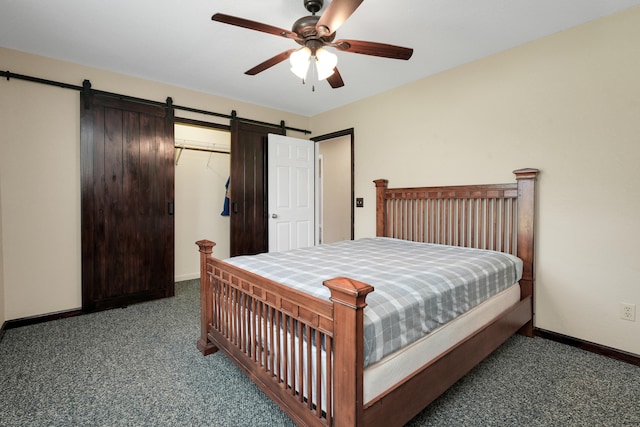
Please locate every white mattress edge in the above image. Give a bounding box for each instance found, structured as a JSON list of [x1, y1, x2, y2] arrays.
[[363, 283, 521, 404]]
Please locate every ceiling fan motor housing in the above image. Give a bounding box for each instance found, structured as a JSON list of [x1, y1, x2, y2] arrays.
[[293, 15, 335, 45]]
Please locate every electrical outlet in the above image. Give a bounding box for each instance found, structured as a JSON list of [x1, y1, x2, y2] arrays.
[[620, 303, 636, 321]]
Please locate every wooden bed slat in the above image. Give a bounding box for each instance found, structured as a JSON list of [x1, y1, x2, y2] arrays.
[[375, 184, 524, 257]]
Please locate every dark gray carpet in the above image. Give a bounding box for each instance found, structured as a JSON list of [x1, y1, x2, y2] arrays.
[[1, 280, 638, 426]]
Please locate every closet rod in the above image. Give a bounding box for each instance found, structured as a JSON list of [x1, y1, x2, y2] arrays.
[[174, 145, 229, 166], [175, 145, 229, 155], [1, 70, 312, 135]]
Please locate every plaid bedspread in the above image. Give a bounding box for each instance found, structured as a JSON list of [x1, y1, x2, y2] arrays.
[[226, 237, 523, 367]]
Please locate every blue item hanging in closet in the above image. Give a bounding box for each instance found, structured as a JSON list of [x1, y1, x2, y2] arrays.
[[221, 177, 230, 216]]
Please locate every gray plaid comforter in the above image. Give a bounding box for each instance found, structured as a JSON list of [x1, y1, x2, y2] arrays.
[[226, 237, 523, 367]]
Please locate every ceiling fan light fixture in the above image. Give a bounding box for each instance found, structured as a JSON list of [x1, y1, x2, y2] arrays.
[[315, 47, 338, 80], [290, 47, 311, 79]]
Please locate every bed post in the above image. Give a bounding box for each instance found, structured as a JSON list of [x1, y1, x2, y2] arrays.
[[196, 240, 218, 355], [373, 179, 389, 237], [513, 168, 539, 337], [324, 277, 375, 427]]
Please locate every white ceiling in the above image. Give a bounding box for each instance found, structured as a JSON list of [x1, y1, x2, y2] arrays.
[[1, 0, 637, 116]]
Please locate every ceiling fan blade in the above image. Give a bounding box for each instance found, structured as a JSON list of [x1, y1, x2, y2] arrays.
[[326, 68, 345, 89], [333, 39, 413, 60], [316, 0, 364, 37], [212, 13, 300, 41], [245, 49, 297, 75]]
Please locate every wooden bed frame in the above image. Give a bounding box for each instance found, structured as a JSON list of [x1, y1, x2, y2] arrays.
[[196, 168, 538, 427]]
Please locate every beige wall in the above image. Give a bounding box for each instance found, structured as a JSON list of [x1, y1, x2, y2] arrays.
[[0, 47, 309, 321], [0, 73, 81, 320], [310, 7, 640, 355], [0, 177, 4, 324]]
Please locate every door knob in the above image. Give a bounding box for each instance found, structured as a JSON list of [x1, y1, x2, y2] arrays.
[[271, 213, 278, 218]]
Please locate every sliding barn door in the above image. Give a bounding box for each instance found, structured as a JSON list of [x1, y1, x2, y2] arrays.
[[81, 94, 175, 312], [229, 120, 284, 257]]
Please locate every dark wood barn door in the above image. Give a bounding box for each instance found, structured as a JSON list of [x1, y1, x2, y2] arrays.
[[229, 121, 284, 257], [81, 94, 175, 312]]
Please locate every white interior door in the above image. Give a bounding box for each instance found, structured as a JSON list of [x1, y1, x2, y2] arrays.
[[268, 134, 315, 252]]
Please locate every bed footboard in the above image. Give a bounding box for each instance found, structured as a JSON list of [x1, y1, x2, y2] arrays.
[[196, 240, 373, 427]]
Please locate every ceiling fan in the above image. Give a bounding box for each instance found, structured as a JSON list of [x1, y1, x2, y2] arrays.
[[212, 0, 413, 89]]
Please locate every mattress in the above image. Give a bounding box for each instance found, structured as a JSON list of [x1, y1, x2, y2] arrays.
[[363, 283, 520, 403], [226, 237, 523, 367]]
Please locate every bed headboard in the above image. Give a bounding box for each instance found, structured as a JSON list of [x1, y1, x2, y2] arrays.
[[374, 168, 539, 324]]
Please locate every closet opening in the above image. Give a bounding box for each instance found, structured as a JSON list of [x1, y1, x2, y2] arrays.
[[174, 122, 230, 281]]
